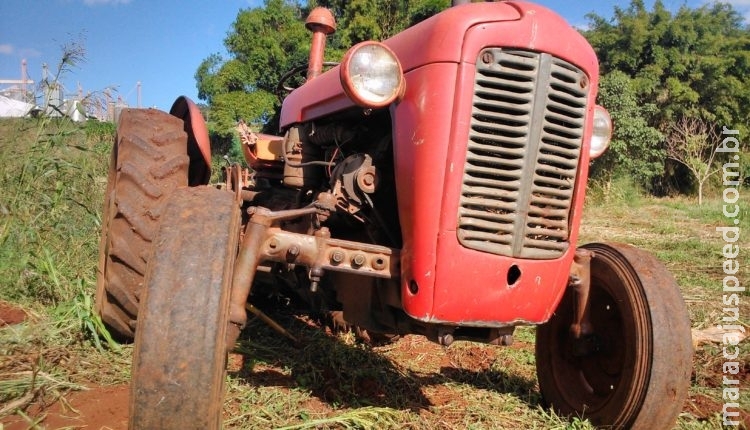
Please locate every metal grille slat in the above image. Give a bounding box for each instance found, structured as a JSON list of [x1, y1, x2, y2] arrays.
[[461, 196, 518, 212], [460, 207, 517, 223], [458, 49, 589, 260]]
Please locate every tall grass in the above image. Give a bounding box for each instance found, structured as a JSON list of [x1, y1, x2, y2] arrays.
[[0, 118, 110, 304], [0, 42, 122, 419]]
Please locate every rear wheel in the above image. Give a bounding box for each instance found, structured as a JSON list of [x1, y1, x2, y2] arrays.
[[130, 187, 240, 430], [96, 109, 191, 338], [535, 243, 692, 429]]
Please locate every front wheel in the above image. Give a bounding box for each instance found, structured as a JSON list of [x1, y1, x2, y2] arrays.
[[130, 187, 240, 430], [535, 243, 692, 429]]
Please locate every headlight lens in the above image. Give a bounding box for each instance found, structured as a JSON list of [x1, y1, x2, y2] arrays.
[[590, 105, 612, 159], [341, 42, 404, 108]]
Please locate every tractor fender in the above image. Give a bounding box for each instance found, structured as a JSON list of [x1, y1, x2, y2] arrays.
[[170, 96, 212, 185]]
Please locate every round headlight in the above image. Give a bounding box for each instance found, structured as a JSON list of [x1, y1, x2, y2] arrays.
[[341, 41, 404, 108], [590, 105, 612, 159]]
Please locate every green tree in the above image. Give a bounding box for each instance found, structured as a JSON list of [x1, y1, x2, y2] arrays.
[[586, 1, 750, 132], [195, 0, 310, 136], [592, 71, 664, 189], [195, 0, 448, 136], [586, 1, 750, 194]]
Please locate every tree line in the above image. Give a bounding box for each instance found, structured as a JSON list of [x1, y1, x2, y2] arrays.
[[195, 0, 750, 200]]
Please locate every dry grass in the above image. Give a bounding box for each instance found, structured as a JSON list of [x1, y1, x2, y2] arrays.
[[0, 117, 747, 428]]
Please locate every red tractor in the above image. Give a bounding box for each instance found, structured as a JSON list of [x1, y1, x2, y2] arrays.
[[96, 1, 692, 429]]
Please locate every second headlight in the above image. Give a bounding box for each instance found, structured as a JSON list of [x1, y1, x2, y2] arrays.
[[589, 105, 612, 159], [340, 41, 405, 109]]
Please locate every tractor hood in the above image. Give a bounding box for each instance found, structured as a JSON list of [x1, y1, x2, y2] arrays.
[[280, 1, 528, 128]]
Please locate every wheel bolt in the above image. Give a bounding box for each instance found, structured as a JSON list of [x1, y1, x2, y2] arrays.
[[330, 250, 345, 264], [351, 254, 366, 268]]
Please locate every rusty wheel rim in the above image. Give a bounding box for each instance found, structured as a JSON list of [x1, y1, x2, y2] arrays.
[[540, 246, 652, 426]]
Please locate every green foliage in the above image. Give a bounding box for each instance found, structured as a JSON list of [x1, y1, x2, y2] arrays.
[[83, 120, 116, 143], [0, 118, 109, 307], [585, 0, 750, 133], [227, 0, 311, 93], [210, 90, 278, 135], [586, 1, 750, 196], [1, 115, 744, 426], [53, 284, 121, 352], [195, 0, 311, 137], [195, 53, 224, 104], [195, 0, 449, 136], [585, 174, 644, 207], [592, 70, 664, 188], [0, 37, 116, 353]]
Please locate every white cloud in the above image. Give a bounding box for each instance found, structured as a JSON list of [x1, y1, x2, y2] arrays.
[[0, 44, 42, 58], [17, 48, 42, 58], [82, 0, 132, 5]]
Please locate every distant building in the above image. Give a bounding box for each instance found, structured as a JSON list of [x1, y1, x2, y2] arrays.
[[0, 60, 94, 122]]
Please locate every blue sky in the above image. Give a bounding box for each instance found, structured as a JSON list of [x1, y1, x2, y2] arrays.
[[0, 0, 738, 112]]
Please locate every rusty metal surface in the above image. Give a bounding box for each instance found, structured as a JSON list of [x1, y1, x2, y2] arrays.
[[568, 248, 593, 339], [458, 49, 588, 260], [130, 187, 240, 430], [260, 227, 399, 279], [535, 243, 692, 429], [225, 201, 400, 348], [169, 96, 211, 185], [305, 7, 336, 80]]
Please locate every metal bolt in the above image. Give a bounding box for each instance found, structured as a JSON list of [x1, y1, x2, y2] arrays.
[[287, 245, 300, 262], [439, 333, 454, 347], [268, 238, 280, 251], [351, 253, 366, 268], [500, 334, 513, 346], [481, 51, 494, 64], [309, 267, 324, 293], [330, 250, 345, 265]]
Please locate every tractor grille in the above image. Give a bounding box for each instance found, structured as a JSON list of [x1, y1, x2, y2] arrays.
[[457, 49, 589, 260]]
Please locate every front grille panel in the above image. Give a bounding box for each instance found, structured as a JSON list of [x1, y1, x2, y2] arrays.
[[457, 50, 589, 259]]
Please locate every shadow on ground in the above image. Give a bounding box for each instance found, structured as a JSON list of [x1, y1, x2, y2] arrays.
[[229, 306, 540, 413]]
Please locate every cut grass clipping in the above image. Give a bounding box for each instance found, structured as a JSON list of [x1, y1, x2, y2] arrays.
[[1, 110, 748, 428]]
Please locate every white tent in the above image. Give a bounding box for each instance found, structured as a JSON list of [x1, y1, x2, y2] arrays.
[[0, 94, 35, 118], [64, 99, 87, 122]]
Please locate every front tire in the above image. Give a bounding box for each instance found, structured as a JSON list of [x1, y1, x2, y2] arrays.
[[535, 243, 692, 429], [129, 187, 240, 430]]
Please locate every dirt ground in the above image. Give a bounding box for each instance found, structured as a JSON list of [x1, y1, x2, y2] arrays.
[[2, 385, 129, 430], [0, 301, 27, 327], [1, 301, 748, 429]]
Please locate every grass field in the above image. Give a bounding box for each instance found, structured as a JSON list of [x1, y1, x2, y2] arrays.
[[0, 116, 748, 429]]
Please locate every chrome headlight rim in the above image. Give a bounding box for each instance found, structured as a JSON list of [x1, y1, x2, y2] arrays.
[[590, 105, 612, 159], [340, 41, 405, 109]]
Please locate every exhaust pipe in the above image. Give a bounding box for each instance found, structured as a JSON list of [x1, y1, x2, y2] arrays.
[[305, 7, 336, 81]]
